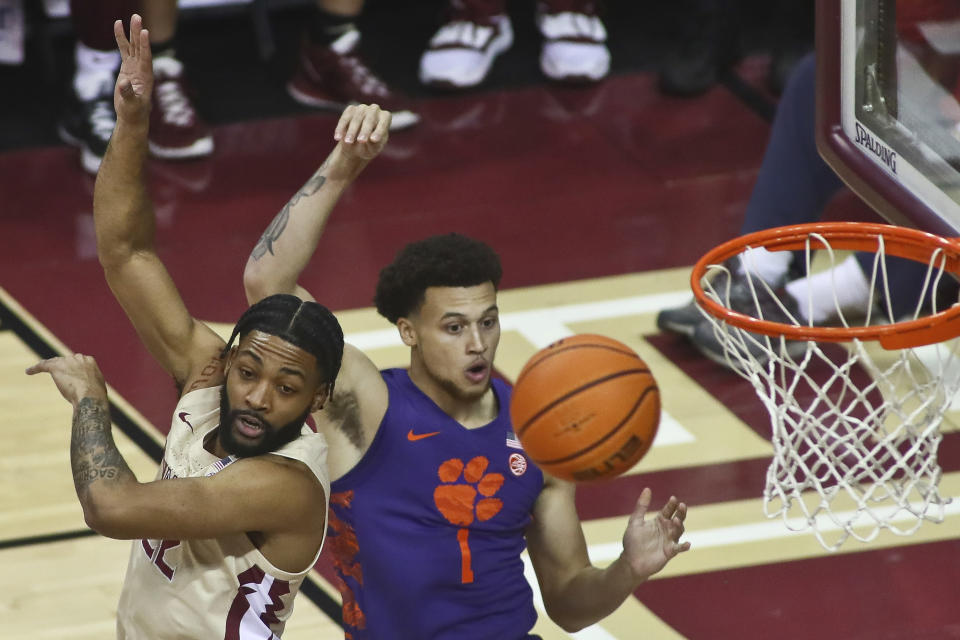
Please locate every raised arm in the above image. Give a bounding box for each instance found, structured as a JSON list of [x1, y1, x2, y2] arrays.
[[95, 15, 223, 388], [525, 478, 690, 632], [243, 105, 392, 304]]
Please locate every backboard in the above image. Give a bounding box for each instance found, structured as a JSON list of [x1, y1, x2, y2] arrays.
[[817, 0, 960, 237]]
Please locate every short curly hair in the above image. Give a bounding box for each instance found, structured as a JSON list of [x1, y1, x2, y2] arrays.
[[374, 233, 503, 324]]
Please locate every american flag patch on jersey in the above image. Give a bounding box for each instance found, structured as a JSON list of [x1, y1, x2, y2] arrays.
[[506, 432, 523, 450], [205, 455, 237, 476]]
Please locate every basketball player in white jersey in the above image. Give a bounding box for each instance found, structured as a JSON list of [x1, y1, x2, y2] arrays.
[[24, 15, 380, 639]]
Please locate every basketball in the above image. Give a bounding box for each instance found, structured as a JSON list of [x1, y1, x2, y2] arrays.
[[509, 334, 660, 482]]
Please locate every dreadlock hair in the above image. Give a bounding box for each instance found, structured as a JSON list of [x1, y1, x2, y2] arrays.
[[374, 233, 503, 324], [221, 294, 344, 394]]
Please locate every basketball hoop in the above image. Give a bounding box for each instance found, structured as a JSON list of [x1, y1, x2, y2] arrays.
[[691, 222, 960, 551]]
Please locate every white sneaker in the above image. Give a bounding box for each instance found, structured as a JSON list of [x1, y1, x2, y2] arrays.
[[419, 14, 513, 89], [537, 6, 610, 82]]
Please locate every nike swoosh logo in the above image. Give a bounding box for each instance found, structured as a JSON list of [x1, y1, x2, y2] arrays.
[[178, 412, 194, 431], [407, 429, 440, 441]]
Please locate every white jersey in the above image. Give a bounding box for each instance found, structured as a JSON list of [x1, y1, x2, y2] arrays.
[[116, 385, 330, 639]]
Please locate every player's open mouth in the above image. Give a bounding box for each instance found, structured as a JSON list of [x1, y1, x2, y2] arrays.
[[465, 362, 489, 383], [234, 414, 266, 439]]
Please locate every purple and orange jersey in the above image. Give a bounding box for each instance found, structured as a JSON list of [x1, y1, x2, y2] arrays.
[[327, 368, 545, 639]]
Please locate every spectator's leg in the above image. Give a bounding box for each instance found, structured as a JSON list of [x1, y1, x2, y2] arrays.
[[287, 0, 420, 130], [657, 53, 842, 337], [740, 53, 844, 234], [140, 0, 214, 160], [59, 0, 133, 174], [738, 52, 846, 286], [855, 252, 960, 321], [310, 0, 362, 44], [785, 254, 871, 324], [141, 0, 175, 44], [71, 0, 131, 51]]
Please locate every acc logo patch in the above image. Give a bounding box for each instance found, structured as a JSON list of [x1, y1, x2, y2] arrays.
[[508, 452, 527, 477]]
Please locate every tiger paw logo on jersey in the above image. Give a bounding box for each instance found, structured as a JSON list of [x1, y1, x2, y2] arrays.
[[433, 456, 504, 583]]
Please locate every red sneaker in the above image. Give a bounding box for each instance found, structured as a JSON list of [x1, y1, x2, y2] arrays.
[[287, 30, 420, 131], [149, 56, 214, 159]]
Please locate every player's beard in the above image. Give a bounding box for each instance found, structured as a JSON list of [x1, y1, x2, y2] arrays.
[[218, 386, 310, 458]]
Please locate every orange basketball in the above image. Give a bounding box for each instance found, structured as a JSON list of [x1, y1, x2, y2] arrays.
[[509, 334, 660, 482]]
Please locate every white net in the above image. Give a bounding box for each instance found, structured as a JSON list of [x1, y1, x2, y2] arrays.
[[700, 233, 960, 550]]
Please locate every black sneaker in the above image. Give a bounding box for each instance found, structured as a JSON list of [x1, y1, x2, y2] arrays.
[[58, 91, 116, 174], [657, 258, 738, 337], [691, 278, 807, 370], [656, 298, 706, 337]]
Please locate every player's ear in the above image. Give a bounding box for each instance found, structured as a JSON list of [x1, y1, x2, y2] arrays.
[[222, 345, 238, 374], [397, 317, 418, 347], [310, 384, 329, 412]]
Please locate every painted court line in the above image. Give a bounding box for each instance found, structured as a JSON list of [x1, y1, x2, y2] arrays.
[[343, 291, 692, 350], [584, 498, 960, 562]]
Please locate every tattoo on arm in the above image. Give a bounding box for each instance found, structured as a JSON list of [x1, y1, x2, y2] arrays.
[[70, 397, 134, 502], [251, 164, 328, 261], [251, 205, 290, 261]]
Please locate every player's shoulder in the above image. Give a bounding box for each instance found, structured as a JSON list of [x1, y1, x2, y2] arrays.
[[228, 452, 322, 491]]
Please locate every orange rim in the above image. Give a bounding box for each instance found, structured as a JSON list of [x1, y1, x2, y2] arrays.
[[691, 222, 960, 349]]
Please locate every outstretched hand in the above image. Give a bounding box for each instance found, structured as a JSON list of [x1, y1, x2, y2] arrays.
[[26, 354, 109, 407], [334, 104, 391, 161], [620, 488, 690, 582], [113, 14, 153, 125]]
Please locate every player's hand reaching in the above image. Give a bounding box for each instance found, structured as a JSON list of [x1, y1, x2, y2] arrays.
[[113, 14, 153, 126], [334, 104, 391, 161], [26, 354, 109, 407], [620, 488, 690, 582]]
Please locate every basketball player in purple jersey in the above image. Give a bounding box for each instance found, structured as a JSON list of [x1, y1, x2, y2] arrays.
[[243, 105, 691, 638]]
